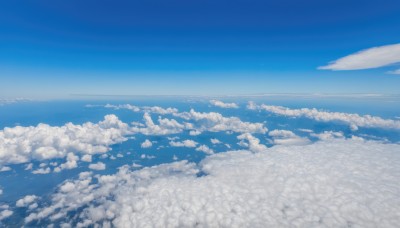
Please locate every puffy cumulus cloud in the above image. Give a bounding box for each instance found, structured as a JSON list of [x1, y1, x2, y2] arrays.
[[249, 102, 400, 130], [195, 145, 214, 154], [210, 138, 221, 144], [0, 115, 130, 166], [209, 100, 239, 109], [16, 195, 38, 208], [237, 133, 267, 152], [32, 167, 51, 174], [0, 205, 13, 221], [104, 104, 140, 112], [26, 139, 400, 227], [189, 130, 201, 136], [54, 153, 80, 173], [174, 109, 267, 134], [169, 140, 198, 148], [318, 43, 400, 71], [141, 106, 178, 115], [268, 130, 311, 146], [140, 139, 153, 148], [89, 162, 106, 171], [81, 154, 92, 163], [131, 113, 185, 135]]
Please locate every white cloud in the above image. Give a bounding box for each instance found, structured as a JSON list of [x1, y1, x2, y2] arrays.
[[318, 43, 400, 71], [81, 154, 92, 163], [310, 131, 345, 141], [189, 130, 201, 136], [0, 115, 130, 166], [210, 138, 221, 144], [268, 130, 311, 146], [237, 133, 267, 152], [209, 100, 239, 109], [0, 98, 30, 106], [387, 68, 400, 74], [141, 139, 152, 148], [142, 106, 178, 115], [26, 139, 400, 227], [88, 162, 106, 171], [195, 145, 214, 154], [0, 166, 11, 172], [169, 140, 198, 148], [249, 102, 400, 130], [16, 195, 38, 207], [174, 109, 267, 134], [131, 113, 185, 135], [104, 104, 140, 112], [32, 167, 51, 174], [0, 208, 13, 221]]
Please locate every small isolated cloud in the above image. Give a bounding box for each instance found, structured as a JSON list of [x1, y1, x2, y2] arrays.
[[209, 100, 239, 109], [210, 138, 221, 144], [318, 43, 400, 72], [195, 145, 214, 154], [88, 162, 106, 171], [141, 139, 153, 148], [169, 140, 198, 148]]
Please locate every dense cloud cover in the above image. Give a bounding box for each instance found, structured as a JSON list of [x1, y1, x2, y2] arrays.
[[24, 139, 400, 227], [0, 115, 129, 167]]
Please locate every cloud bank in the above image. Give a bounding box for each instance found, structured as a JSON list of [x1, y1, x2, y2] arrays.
[[25, 139, 400, 227], [248, 102, 400, 130]]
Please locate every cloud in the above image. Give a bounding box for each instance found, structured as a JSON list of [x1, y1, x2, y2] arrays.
[[0, 98, 30, 106], [25, 139, 400, 227], [16, 195, 38, 208], [195, 145, 214, 154], [102, 104, 178, 115], [0, 206, 13, 221], [140, 139, 153, 148], [0, 115, 130, 166], [318, 43, 400, 71], [387, 68, 400, 74], [88, 162, 106, 171], [210, 138, 221, 144], [248, 102, 400, 130], [169, 140, 198, 148], [104, 104, 140, 112], [268, 129, 311, 146], [142, 106, 178, 115], [237, 133, 267, 152], [209, 100, 239, 109], [174, 109, 267, 134], [131, 113, 185, 135]]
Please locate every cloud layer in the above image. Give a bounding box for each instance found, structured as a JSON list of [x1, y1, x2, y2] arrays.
[[248, 102, 400, 130], [25, 139, 400, 227]]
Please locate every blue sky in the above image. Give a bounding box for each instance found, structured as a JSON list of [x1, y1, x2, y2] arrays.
[[1, 0, 400, 98]]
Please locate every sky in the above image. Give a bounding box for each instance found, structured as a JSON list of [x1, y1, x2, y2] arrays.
[[1, 0, 400, 98]]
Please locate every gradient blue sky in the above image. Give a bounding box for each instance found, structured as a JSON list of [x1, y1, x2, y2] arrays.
[[1, 0, 400, 98]]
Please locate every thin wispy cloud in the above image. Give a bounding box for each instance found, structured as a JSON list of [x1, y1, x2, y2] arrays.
[[318, 43, 400, 73]]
